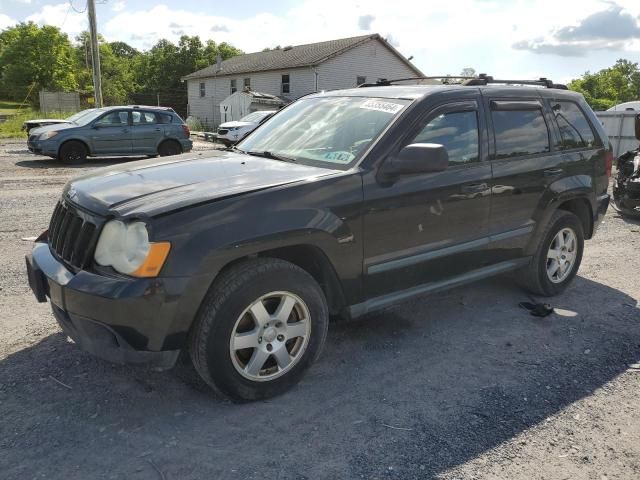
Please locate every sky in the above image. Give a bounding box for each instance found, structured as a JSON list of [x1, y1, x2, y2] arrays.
[[1, 0, 640, 83]]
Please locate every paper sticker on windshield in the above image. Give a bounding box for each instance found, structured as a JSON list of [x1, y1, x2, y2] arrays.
[[360, 99, 404, 114], [323, 151, 355, 163]]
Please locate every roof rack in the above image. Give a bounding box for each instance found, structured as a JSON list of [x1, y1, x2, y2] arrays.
[[359, 73, 568, 90]]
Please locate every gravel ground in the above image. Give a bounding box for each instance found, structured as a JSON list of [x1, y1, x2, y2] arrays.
[[1, 138, 639, 480]]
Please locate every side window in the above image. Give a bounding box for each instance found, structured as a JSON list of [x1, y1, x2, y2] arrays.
[[132, 111, 158, 124], [230, 79, 237, 94], [551, 100, 598, 150], [356, 75, 366, 86], [491, 108, 549, 159], [95, 110, 128, 126], [199, 82, 205, 97], [410, 110, 479, 165], [244, 77, 251, 90]]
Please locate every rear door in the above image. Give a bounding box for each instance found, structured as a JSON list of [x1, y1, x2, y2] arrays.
[[362, 90, 492, 298], [131, 110, 164, 154], [482, 90, 558, 263], [90, 109, 132, 155]]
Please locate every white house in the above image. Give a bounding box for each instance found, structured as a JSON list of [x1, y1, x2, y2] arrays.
[[182, 33, 423, 128]]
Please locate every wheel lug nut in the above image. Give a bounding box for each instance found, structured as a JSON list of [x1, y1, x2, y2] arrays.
[[266, 343, 273, 352], [258, 337, 262, 344], [277, 334, 284, 342]]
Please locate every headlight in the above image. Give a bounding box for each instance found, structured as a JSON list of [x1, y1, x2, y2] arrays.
[[39, 131, 59, 140], [94, 220, 170, 277], [228, 127, 240, 131]]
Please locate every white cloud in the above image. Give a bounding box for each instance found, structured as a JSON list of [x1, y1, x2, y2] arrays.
[[26, 2, 87, 38], [0, 14, 17, 30], [111, 1, 125, 13]]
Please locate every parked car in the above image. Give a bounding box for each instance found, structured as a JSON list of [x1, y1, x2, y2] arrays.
[[22, 109, 97, 134], [27, 105, 192, 164], [216, 110, 276, 146], [26, 77, 611, 401]]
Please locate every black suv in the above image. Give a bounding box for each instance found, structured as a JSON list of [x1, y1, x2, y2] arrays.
[[26, 76, 611, 401]]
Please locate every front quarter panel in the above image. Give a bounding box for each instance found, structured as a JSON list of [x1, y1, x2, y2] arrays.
[[150, 172, 364, 331]]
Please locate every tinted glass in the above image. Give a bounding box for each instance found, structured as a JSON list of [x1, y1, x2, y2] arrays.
[[412, 110, 479, 165], [551, 101, 598, 150], [95, 111, 128, 126], [239, 96, 410, 168], [492, 109, 549, 159], [240, 111, 274, 122]]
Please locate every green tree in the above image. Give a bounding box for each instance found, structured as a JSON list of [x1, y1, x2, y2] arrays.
[[0, 22, 77, 103], [568, 59, 640, 110]]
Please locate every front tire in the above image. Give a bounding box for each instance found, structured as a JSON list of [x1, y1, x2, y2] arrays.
[[59, 141, 88, 165], [189, 258, 329, 401], [517, 210, 584, 296]]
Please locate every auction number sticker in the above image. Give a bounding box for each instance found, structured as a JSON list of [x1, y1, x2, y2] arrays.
[[360, 99, 404, 114]]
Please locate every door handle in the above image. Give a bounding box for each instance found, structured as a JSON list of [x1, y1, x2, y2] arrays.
[[544, 167, 564, 176], [460, 183, 488, 194]]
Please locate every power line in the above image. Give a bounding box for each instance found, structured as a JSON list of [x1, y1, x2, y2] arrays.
[[69, 0, 87, 14]]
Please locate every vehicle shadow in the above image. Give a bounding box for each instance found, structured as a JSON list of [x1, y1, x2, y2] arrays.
[[1, 275, 638, 479]]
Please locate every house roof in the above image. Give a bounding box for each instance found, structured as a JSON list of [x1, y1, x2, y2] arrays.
[[182, 34, 423, 80]]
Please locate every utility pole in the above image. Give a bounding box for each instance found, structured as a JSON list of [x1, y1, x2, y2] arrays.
[[87, 0, 103, 107]]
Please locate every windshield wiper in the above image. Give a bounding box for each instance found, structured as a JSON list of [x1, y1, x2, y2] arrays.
[[230, 145, 246, 154], [246, 151, 297, 163]]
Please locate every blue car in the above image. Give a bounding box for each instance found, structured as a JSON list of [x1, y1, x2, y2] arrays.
[[27, 106, 193, 164]]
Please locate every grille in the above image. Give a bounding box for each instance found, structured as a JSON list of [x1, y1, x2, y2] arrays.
[[48, 201, 101, 270], [217, 129, 229, 135]]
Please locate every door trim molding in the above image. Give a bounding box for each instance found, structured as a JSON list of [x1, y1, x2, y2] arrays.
[[365, 224, 534, 275]]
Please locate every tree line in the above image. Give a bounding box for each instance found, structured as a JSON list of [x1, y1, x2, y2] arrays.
[[0, 22, 242, 114]]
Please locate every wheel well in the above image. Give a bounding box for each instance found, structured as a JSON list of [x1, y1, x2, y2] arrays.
[[59, 138, 90, 156], [159, 138, 182, 153], [219, 245, 347, 316], [557, 198, 593, 239]]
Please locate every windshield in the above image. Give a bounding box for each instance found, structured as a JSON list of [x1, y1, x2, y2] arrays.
[[237, 96, 410, 168], [72, 108, 108, 126], [240, 111, 274, 123]]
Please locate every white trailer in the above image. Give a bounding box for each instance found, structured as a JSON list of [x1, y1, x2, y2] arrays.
[[595, 110, 640, 157], [219, 91, 285, 124]]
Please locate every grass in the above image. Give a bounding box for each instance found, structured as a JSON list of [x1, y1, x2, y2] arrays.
[[0, 100, 23, 115], [0, 108, 77, 139]]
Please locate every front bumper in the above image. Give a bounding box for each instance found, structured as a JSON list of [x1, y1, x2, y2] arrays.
[[27, 138, 58, 156], [26, 242, 191, 369]]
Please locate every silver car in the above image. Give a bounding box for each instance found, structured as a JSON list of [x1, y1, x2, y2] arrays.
[[27, 106, 193, 164]]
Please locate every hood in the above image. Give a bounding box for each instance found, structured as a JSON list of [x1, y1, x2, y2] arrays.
[[64, 150, 340, 217], [219, 121, 254, 129], [30, 122, 76, 136]]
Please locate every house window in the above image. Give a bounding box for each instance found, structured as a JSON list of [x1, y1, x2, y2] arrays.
[[356, 76, 366, 86], [281, 74, 290, 94], [230, 79, 237, 94], [244, 77, 251, 90], [199, 82, 205, 97]]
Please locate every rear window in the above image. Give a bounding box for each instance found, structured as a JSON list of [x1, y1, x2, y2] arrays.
[[491, 109, 550, 159], [550, 101, 598, 150]]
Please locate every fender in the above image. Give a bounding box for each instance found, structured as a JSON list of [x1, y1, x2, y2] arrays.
[[524, 174, 595, 256]]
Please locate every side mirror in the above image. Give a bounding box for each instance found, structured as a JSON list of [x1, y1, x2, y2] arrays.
[[382, 143, 449, 177], [635, 114, 640, 140]]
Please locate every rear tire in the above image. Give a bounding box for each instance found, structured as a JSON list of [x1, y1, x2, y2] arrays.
[[59, 141, 88, 165], [158, 140, 181, 157], [189, 258, 329, 402], [517, 210, 584, 297]]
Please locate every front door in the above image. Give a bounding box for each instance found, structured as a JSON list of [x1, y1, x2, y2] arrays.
[[90, 110, 132, 155], [362, 93, 492, 299]]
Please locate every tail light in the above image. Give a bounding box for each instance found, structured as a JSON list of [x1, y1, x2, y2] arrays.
[[605, 150, 613, 179], [182, 124, 190, 138]]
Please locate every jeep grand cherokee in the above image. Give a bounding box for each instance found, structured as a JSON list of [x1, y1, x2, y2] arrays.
[[26, 76, 611, 401]]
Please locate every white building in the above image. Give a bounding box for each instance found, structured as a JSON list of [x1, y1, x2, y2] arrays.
[[182, 33, 423, 128]]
